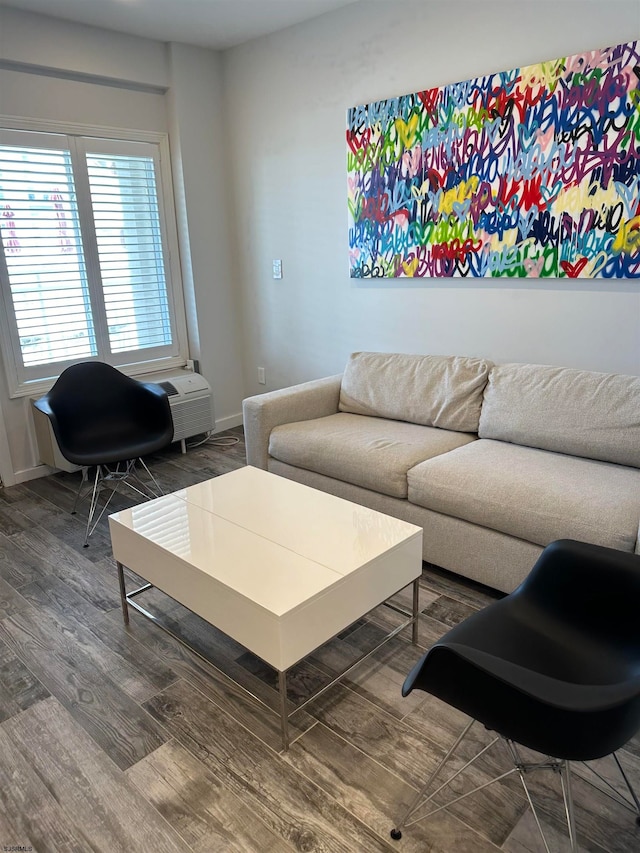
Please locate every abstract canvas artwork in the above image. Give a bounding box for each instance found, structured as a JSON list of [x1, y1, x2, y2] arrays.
[[347, 40, 640, 278]]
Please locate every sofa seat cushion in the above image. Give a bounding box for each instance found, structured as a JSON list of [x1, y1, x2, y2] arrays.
[[407, 439, 640, 551], [269, 413, 477, 499]]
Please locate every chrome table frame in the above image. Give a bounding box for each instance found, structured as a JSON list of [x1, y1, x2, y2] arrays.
[[117, 563, 420, 751]]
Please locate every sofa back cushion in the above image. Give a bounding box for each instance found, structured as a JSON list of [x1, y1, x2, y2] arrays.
[[479, 363, 640, 467], [338, 352, 493, 433]]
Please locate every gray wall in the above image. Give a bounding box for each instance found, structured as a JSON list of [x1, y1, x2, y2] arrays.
[[0, 7, 244, 483], [222, 0, 640, 397], [0, 1, 638, 483]]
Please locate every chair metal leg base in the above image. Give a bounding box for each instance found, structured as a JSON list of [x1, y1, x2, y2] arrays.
[[391, 719, 506, 838], [581, 751, 640, 824], [73, 459, 164, 546], [391, 720, 640, 852]]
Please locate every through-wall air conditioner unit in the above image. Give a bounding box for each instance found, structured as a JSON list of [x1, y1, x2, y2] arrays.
[[145, 371, 215, 451], [32, 370, 215, 471], [31, 399, 81, 473]]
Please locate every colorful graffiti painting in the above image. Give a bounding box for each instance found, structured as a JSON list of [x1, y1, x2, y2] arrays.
[[347, 41, 640, 278]]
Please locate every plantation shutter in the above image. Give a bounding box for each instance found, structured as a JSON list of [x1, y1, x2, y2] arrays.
[[85, 143, 173, 354], [0, 138, 97, 368], [0, 128, 184, 395]]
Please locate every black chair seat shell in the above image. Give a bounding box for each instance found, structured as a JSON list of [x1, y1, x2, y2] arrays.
[[403, 539, 640, 762], [34, 361, 173, 467]]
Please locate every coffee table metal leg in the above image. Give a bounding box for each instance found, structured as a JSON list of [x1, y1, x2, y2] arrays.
[[112, 571, 420, 749], [117, 561, 129, 625], [278, 669, 289, 751]]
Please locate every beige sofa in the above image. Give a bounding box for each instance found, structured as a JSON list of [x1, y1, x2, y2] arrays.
[[242, 352, 640, 593]]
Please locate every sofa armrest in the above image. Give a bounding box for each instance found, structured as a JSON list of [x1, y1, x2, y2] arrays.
[[242, 374, 342, 469]]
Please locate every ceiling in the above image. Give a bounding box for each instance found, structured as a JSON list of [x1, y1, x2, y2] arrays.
[[0, 0, 361, 49]]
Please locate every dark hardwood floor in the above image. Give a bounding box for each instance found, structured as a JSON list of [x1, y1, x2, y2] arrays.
[[0, 428, 638, 852]]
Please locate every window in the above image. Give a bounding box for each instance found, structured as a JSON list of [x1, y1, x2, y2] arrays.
[[0, 127, 186, 396]]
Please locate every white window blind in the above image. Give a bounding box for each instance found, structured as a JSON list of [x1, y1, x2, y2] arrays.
[[0, 143, 95, 367], [87, 150, 172, 354], [0, 128, 186, 396]]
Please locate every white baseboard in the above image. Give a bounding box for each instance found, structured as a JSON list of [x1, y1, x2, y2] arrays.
[[0, 469, 17, 487], [214, 412, 243, 432], [13, 463, 56, 484]]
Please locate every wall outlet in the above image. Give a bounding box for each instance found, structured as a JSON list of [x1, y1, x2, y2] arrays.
[[272, 259, 282, 279], [257, 366, 266, 384]]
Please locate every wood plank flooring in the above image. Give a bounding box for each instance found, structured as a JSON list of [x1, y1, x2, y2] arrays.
[[0, 427, 638, 852]]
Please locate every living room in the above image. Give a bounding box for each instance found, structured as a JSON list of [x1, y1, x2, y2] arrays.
[[0, 0, 638, 487], [0, 2, 639, 851]]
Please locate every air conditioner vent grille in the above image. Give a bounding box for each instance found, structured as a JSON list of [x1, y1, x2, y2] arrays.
[[170, 397, 214, 442], [144, 371, 214, 444]]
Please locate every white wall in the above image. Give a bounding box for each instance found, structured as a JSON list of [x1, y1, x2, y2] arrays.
[[223, 0, 640, 398], [0, 7, 245, 484], [166, 43, 245, 431], [0, 6, 168, 88]]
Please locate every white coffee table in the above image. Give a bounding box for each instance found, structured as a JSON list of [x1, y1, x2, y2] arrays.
[[109, 466, 423, 749]]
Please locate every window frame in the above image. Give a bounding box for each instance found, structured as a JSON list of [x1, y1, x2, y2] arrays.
[[0, 116, 188, 399]]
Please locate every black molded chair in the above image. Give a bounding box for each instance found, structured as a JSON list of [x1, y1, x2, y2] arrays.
[[34, 362, 173, 546], [391, 539, 640, 851]]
